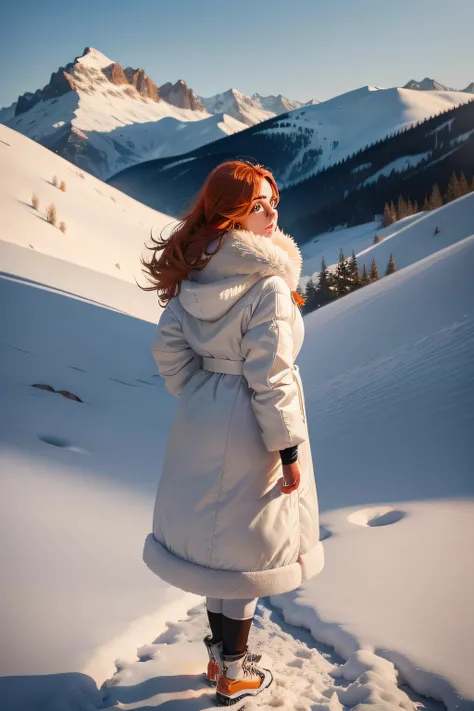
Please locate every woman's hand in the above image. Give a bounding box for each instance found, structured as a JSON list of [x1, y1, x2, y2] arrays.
[[279, 461, 301, 494]]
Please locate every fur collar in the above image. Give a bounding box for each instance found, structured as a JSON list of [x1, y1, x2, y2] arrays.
[[193, 226, 303, 292]]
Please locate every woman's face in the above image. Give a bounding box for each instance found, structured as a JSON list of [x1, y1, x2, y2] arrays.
[[240, 178, 278, 238]]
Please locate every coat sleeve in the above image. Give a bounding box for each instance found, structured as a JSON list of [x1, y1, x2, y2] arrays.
[[151, 302, 201, 397], [241, 279, 307, 452]]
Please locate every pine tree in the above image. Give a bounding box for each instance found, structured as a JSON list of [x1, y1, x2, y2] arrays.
[[360, 264, 369, 286], [369, 258, 379, 282], [348, 250, 360, 289], [445, 171, 461, 202], [429, 183, 443, 210], [414, 199, 419, 214], [398, 195, 407, 220], [459, 171, 469, 196], [422, 195, 430, 211], [383, 202, 392, 226], [319, 257, 334, 305], [334, 248, 351, 296], [470, 177, 474, 193], [385, 254, 397, 276], [390, 200, 397, 222], [407, 198, 414, 216], [304, 278, 317, 310]]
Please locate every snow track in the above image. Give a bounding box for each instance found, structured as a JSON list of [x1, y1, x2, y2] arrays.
[[101, 600, 443, 710]]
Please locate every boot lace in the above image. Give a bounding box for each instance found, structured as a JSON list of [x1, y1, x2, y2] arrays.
[[242, 655, 264, 680]]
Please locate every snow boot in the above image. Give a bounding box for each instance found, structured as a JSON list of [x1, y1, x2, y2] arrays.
[[204, 635, 223, 684], [204, 636, 268, 685], [215, 650, 273, 706]]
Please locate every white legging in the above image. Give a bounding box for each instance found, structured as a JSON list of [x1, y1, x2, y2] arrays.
[[206, 596, 258, 620]]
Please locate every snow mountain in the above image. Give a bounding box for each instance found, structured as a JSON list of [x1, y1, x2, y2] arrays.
[[198, 88, 277, 126], [0, 47, 248, 180], [404, 77, 474, 93], [198, 88, 319, 126]]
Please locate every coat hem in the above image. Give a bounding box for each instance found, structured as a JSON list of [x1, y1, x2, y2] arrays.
[[143, 533, 324, 599]]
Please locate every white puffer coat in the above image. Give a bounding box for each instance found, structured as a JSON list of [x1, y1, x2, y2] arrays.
[[143, 227, 324, 598]]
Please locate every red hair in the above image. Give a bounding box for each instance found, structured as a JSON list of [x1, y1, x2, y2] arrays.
[[140, 160, 279, 305]]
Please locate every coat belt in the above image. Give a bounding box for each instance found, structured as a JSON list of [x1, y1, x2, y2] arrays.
[[202, 357, 244, 375]]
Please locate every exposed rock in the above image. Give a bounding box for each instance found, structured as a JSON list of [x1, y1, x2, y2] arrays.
[[159, 80, 203, 111], [102, 63, 129, 86], [124, 67, 159, 102]]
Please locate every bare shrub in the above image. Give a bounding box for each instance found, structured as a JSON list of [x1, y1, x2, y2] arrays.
[[52, 175, 58, 188], [115, 263, 121, 270], [59, 221, 67, 233], [32, 194, 39, 210], [59, 181, 66, 192], [46, 204, 57, 226], [374, 234, 383, 244]]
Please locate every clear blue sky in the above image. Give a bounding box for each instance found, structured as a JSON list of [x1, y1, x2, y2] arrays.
[[1, 0, 473, 108]]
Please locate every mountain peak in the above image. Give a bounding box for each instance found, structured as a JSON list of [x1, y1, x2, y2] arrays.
[[10, 48, 205, 117]]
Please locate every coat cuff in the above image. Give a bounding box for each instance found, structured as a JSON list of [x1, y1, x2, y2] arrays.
[[279, 445, 298, 464]]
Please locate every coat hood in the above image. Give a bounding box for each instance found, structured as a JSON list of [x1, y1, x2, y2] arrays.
[[178, 227, 303, 321]]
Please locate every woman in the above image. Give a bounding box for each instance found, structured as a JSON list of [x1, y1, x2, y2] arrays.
[[141, 161, 324, 706]]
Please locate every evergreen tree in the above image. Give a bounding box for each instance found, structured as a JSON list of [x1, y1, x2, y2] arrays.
[[414, 199, 419, 214], [334, 248, 352, 296], [360, 264, 369, 286], [318, 257, 334, 305], [390, 200, 397, 222], [348, 250, 360, 289], [470, 177, 474, 193], [407, 198, 414, 216], [383, 202, 392, 226], [459, 171, 469, 196], [369, 258, 379, 282], [304, 278, 317, 310], [385, 254, 397, 276], [398, 195, 407, 220], [429, 183, 443, 210], [445, 171, 461, 202], [422, 195, 430, 211]]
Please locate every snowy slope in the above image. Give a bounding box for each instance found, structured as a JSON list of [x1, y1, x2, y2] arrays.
[[274, 233, 474, 709], [2, 48, 247, 180], [0, 123, 172, 291], [2, 126, 474, 709], [299, 192, 474, 286], [356, 192, 474, 276], [270, 86, 473, 187]]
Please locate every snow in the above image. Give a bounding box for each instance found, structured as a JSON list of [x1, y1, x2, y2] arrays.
[[199, 88, 275, 126], [0, 124, 171, 286], [1, 124, 474, 710], [266, 86, 473, 188], [362, 152, 431, 186], [299, 220, 384, 285], [356, 192, 474, 275]]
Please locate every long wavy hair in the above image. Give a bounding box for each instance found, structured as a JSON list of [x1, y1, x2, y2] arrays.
[[139, 160, 279, 305]]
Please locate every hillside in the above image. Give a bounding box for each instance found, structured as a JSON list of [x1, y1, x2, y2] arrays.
[[109, 87, 473, 228], [0, 123, 169, 312]]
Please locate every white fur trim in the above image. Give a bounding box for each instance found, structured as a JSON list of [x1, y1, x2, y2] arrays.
[[143, 533, 324, 598], [210, 227, 303, 292]]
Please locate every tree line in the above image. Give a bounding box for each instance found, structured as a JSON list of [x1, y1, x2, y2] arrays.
[[299, 249, 397, 312], [383, 170, 474, 226]]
